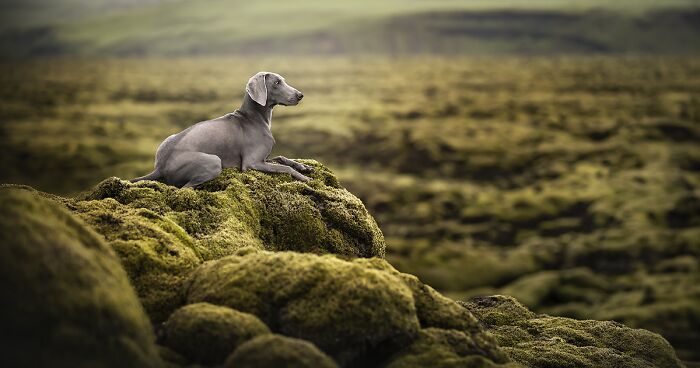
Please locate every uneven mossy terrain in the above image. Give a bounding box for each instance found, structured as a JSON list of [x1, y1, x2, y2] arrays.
[[1, 57, 698, 365], [184, 249, 510, 367], [21, 161, 383, 322], [0, 164, 686, 367], [463, 295, 683, 368]]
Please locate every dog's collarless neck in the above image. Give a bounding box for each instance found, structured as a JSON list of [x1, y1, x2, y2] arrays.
[[238, 95, 273, 128], [233, 109, 272, 130]]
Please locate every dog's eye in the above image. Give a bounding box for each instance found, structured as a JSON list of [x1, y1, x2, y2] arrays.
[[275, 80, 280, 85]]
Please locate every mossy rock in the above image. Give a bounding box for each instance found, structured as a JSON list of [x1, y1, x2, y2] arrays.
[[494, 264, 700, 363], [386, 328, 520, 368], [204, 160, 385, 258], [224, 334, 338, 368], [185, 250, 420, 365], [56, 160, 383, 321], [185, 250, 508, 366], [66, 192, 202, 323], [0, 188, 163, 368], [161, 302, 270, 365], [357, 257, 509, 362], [462, 295, 684, 368]]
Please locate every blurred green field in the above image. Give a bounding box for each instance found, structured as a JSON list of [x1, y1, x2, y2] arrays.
[[1, 56, 699, 363], [2, 0, 700, 57]]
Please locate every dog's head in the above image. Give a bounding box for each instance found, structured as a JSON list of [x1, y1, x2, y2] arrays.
[[246, 72, 303, 107]]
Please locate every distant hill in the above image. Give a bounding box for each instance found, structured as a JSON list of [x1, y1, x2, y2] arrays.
[[1, 0, 699, 57]]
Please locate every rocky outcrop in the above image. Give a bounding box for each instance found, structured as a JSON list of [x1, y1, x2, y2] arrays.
[[0, 161, 684, 368], [58, 160, 384, 321]]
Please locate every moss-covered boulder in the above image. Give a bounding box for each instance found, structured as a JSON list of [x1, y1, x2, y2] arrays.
[[184, 249, 509, 366], [492, 259, 700, 363], [0, 189, 163, 368], [386, 328, 519, 368], [207, 163, 385, 258], [224, 334, 339, 368], [462, 295, 684, 368], [161, 302, 270, 365], [56, 160, 384, 321]]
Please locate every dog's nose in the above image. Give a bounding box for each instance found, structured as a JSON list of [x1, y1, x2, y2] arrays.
[[297, 92, 304, 100]]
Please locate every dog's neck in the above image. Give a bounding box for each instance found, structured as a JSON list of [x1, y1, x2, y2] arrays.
[[238, 94, 273, 129]]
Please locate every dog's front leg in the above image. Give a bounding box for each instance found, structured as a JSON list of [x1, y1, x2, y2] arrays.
[[246, 161, 310, 182], [268, 156, 314, 173]]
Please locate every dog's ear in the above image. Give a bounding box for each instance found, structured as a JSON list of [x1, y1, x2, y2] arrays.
[[246, 72, 268, 106]]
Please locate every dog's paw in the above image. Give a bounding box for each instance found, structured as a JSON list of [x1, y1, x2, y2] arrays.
[[299, 164, 314, 173]]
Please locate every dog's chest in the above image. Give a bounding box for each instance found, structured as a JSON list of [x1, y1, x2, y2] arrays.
[[250, 128, 275, 156], [221, 120, 276, 167], [243, 122, 274, 145]]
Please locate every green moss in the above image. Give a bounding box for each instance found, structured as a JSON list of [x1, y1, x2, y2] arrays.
[[496, 268, 611, 311], [492, 263, 700, 362], [387, 328, 519, 368], [157, 346, 187, 368], [161, 302, 270, 365], [401, 273, 480, 330], [594, 298, 700, 365], [211, 161, 385, 258], [3, 57, 698, 366], [356, 257, 508, 363], [2, 163, 688, 367], [52, 161, 384, 322], [463, 295, 684, 368], [224, 334, 338, 368], [185, 250, 419, 365], [654, 256, 698, 273], [460, 295, 536, 327], [184, 250, 510, 366], [0, 188, 162, 368], [67, 189, 203, 322]]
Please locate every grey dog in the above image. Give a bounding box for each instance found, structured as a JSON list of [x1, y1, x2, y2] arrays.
[[131, 71, 313, 187]]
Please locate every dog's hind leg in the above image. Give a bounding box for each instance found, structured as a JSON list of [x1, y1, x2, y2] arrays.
[[165, 152, 222, 188]]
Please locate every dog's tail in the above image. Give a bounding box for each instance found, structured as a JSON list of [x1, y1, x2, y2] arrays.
[[130, 170, 163, 183]]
